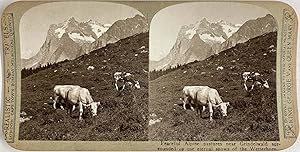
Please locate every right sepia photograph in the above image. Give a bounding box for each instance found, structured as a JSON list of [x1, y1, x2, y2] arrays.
[[149, 2, 278, 141]]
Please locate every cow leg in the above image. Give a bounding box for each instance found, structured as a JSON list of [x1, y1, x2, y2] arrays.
[[208, 102, 213, 121], [115, 82, 119, 91], [189, 97, 195, 111], [198, 106, 205, 119], [69, 104, 76, 117], [79, 102, 83, 120], [190, 103, 195, 111], [72, 105, 76, 112], [68, 104, 72, 116], [59, 101, 65, 110], [195, 104, 201, 117], [250, 83, 255, 91], [243, 82, 248, 91], [182, 96, 188, 110], [121, 84, 125, 91], [183, 100, 187, 110], [53, 101, 57, 109], [201, 106, 206, 118], [53, 96, 59, 109], [195, 104, 199, 114]]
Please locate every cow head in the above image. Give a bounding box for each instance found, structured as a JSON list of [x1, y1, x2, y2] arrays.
[[263, 80, 269, 89], [134, 81, 141, 89], [90, 102, 101, 116], [217, 102, 230, 117]]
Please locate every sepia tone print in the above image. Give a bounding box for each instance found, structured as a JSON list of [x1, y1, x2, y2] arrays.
[[1, 1, 299, 151], [149, 2, 279, 141], [19, 2, 149, 141]]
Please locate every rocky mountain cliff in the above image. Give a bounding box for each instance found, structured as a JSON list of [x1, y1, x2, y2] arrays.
[[218, 14, 277, 53], [22, 15, 148, 69], [150, 14, 277, 71], [92, 15, 149, 49]]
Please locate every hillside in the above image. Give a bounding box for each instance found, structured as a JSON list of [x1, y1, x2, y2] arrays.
[[20, 32, 149, 141], [149, 32, 278, 141], [22, 15, 148, 69], [150, 14, 277, 71]]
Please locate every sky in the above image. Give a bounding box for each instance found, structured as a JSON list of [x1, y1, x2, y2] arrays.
[[20, 2, 143, 59], [150, 2, 272, 61]]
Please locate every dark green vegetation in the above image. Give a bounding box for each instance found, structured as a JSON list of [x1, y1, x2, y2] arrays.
[[149, 65, 181, 81], [21, 60, 69, 79], [149, 32, 279, 141], [20, 33, 149, 141]]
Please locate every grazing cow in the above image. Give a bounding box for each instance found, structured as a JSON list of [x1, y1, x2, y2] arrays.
[[181, 86, 229, 121], [52, 85, 101, 120], [66, 87, 101, 120], [113, 72, 140, 91], [52, 85, 81, 110], [242, 72, 269, 92]]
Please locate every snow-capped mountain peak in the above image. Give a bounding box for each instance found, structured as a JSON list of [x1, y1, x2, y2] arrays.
[[22, 15, 148, 69], [183, 18, 241, 44], [88, 22, 110, 38], [151, 14, 277, 71], [217, 19, 241, 38], [54, 27, 66, 38], [51, 17, 111, 43], [82, 19, 111, 38]]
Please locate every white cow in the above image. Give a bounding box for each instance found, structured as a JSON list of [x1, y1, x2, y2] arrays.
[[52, 85, 81, 110], [113, 72, 140, 91], [181, 86, 230, 121], [242, 72, 269, 92], [66, 87, 101, 120], [52, 85, 101, 120]]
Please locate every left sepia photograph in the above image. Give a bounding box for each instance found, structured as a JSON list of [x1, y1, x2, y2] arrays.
[[19, 2, 149, 141]]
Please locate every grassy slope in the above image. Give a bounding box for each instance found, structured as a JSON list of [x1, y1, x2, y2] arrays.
[[20, 32, 149, 141], [149, 32, 279, 141]]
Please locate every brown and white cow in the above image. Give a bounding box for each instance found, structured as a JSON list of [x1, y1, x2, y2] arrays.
[[181, 86, 230, 121], [113, 72, 140, 91], [242, 72, 269, 92]]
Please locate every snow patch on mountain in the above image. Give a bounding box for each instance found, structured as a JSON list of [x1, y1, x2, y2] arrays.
[[217, 20, 241, 38], [186, 29, 196, 39], [89, 23, 110, 38], [184, 19, 241, 43], [55, 28, 66, 38], [220, 24, 239, 38], [199, 33, 226, 43], [22, 15, 148, 69], [68, 33, 95, 43]]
